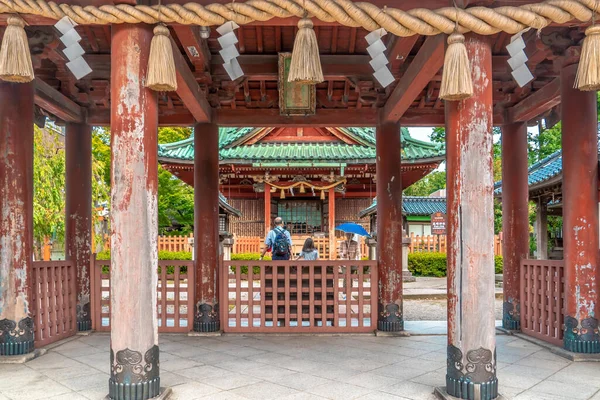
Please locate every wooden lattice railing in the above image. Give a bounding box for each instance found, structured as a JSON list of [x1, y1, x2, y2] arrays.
[[31, 261, 78, 346], [520, 259, 565, 346], [220, 260, 378, 333], [91, 258, 195, 333]]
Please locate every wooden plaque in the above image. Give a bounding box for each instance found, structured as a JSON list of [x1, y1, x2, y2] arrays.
[[278, 53, 316, 116]]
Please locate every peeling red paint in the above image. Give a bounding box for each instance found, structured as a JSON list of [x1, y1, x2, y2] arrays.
[[110, 24, 159, 353], [194, 123, 220, 306], [501, 122, 529, 316], [0, 82, 34, 323], [561, 64, 599, 322], [445, 35, 496, 361], [376, 121, 403, 310]]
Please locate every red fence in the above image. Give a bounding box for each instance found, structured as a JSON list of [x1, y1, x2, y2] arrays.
[[92, 258, 195, 333], [220, 260, 378, 333], [31, 261, 78, 347], [520, 259, 565, 346]]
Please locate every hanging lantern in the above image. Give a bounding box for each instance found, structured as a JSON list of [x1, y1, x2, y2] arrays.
[[439, 33, 473, 101], [288, 18, 323, 84], [280, 188, 286, 199], [300, 184, 306, 193], [575, 25, 600, 90], [146, 24, 177, 91], [0, 16, 34, 82]]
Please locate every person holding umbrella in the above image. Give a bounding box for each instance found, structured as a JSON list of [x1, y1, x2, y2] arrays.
[[339, 232, 361, 260]]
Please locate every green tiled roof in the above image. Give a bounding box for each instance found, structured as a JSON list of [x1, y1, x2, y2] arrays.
[[358, 196, 447, 218], [219, 192, 241, 217], [494, 150, 563, 195], [158, 127, 445, 165]]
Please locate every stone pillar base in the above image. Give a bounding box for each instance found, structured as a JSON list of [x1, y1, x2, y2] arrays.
[[0, 317, 35, 356], [435, 386, 503, 400], [444, 376, 499, 400], [564, 317, 600, 354], [77, 320, 92, 332], [106, 386, 172, 400], [402, 237, 415, 282], [193, 303, 220, 333]]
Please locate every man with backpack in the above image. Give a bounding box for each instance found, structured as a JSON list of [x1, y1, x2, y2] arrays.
[[260, 217, 292, 260]]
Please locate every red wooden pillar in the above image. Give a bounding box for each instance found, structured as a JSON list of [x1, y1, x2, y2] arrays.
[[0, 82, 34, 356], [264, 184, 271, 237], [561, 63, 600, 353], [329, 188, 336, 260], [501, 122, 529, 331], [193, 123, 220, 332], [375, 118, 403, 331], [65, 123, 92, 332], [109, 24, 161, 399], [445, 34, 497, 400]]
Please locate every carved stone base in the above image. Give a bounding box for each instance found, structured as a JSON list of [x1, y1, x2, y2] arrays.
[[403, 270, 416, 282], [78, 320, 92, 332], [378, 303, 404, 332], [564, 316, 600, 353], [77, 303, 92, 332], [435, 386, 503, 400], [105, 386, 172, 400], [445, 376, 498, 400], [502, 301, 520, 331], [446, 345, 497, 400], [193, 303, 220, 333], [109, 345, 160, 400], [0, 317, 35, 356]]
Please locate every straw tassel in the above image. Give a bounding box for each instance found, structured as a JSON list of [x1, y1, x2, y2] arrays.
[[280, 189, 286, 199], [288, 18, 323, 84], [575, 25, 600, 90], [0, 16, 34, 83], [320, 190, 325, 200], [439, 33, 473, 101], [146, 24, 177, 92], [299, 184, 306, 193]]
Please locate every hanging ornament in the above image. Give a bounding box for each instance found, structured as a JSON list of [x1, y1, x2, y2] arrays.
[[146, 24, 178, 91], [300, 184, 306, 193], [54, 16, 92, 81], [365, 28, 394, 88], [280, 188, 286, 199], [0, 15, 34, 82], [576, 25, 600, 90], [439, 32, 473, 101], [320, 190, 325, 200], [217, 21, 244, 81], [506, 31, 533, 88], [288, 18, 323, 84]]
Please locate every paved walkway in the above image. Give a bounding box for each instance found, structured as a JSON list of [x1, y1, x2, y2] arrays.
[[403, 277, 503, 298], [1, 330, 599, 400]]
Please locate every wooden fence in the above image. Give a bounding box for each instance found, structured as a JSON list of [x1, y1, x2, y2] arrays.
[[220, 260, 378, 333], [31, 261, 78, 347], [407, 233, 503, 256], [91, 258, 195, 333], [520, 259, 565, 347]]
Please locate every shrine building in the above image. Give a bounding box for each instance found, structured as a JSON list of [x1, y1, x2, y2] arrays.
[[0, 1, 599, 400]]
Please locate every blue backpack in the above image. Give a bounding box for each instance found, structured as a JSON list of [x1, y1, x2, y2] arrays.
[[273, 228, 290, 256]]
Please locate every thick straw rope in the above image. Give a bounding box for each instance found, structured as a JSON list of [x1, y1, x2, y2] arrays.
[[0, 0, 598, 35]]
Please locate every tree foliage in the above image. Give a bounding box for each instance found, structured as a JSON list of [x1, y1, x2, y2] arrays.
[[403, 171, 446, 196]]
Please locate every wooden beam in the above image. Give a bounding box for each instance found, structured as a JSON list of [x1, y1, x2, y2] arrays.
[[387, 35, 419, 67], [382, 35, 444, 122], [171, 37, 212, 122], [507, 78, 560, 122], [34, 78, 84, 123], [172, 26, 211, 74]]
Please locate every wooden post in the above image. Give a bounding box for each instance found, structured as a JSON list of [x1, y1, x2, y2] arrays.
[[375, 119, 403, 332], [65, 123, 93, 332], [445, 34, 497, 400], [329, 188, 336, 260], [109, 24, 161, 399], [501, 122, 529, 331], [264, 184, 271, 238], [0, 82, 34, 356], [193, 123, 220, 332], [561, 63, 600, 353], [535, 199, 548, 259]]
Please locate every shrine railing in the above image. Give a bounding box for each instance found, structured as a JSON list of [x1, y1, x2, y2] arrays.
[[91, 258, 195, 333], [520, 259, 565, 347], [31, 261, 78, 347], [220, 260, 378, 333]]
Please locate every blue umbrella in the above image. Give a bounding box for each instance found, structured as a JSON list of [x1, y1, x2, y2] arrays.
[[335, 222, 371, 237]]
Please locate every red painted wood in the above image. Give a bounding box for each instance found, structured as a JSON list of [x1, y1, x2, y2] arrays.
[[507, 78, 560, 123], [264, 185, 271, 237], [0, 82, 34, 339], [501, 122, 529, 328], [329, 188, 336, 260], [445, 34, 496, 363], [561, 63, 600, 327], [110, 24, 159, 354], [194, 123, 220, 320], [65, 123, 92, 331], [376, 120, 403, 324]]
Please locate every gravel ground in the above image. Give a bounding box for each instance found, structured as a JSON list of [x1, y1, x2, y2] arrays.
[[404, 298, 503, 321]]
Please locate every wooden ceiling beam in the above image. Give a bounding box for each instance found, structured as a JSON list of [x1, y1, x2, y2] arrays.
[[170, 37, 212, 122], [387, 35, 419, 68], [382, 35, 444, 123], [506, 77, 560, 123], [34, 78, 84, 123], [172, 26, 211, 75]]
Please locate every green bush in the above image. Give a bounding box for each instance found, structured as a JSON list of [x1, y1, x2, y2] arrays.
[[96, 250, 193, 274], [407, 252, 447, 277], [230, 253, 270, 274], [407, 252, 504, 277]]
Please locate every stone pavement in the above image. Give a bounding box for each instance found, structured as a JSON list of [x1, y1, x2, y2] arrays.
[[403, 277, 503, 298], [1, 331, 599, 400]]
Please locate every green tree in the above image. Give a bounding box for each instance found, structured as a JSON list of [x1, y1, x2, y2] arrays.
[[404, 171, 446, 196]]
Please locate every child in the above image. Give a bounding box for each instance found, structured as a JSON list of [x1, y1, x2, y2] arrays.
[[297, 238, 319, 260]]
